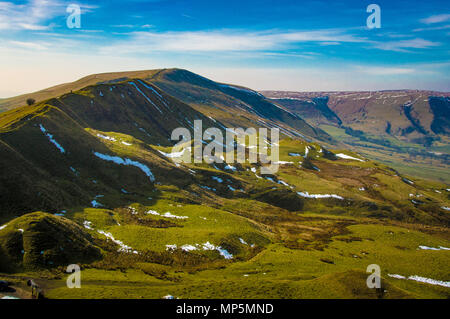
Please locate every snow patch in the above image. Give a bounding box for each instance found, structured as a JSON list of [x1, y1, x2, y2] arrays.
[[212, 176, 223, 183], [97, 230, 138, 254], [158, 148, 188, 158], [389, 274, 450, 288], [265, 176, 276, 183], [278, 180, 290, 187], [91, 200, 103, 208], [166, 241, 233, 259], [388, 274, 406, 279], [304, 146, 310, 158], [93, 152, 155, 182], [201, 185, 216, 192], [145, 209, 188, 219], [217, 247, 233, 259], [403, 178, 414, 185], [39, 124, 65, 153], [162, 212, 188, 219], [97, 134, 116, 142], [336, 153, 364, 162], [83, 221, 93, 230], [239, 238, 248, 245], [418, 245, 450, 251], [128, 81, 162, 113], [224, 164, 237, 171], [297, 191, 344, 200]]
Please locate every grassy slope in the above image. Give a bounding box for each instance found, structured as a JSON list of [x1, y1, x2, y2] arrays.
[[319, 124, 450, 182], [1, 132, 449, 298], [0, 70, 163, 112], [0, 80, 449, 299], [148, 69, 333, 144]]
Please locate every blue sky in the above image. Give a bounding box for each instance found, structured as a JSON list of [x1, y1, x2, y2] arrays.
[[0, 0, 449, 97]]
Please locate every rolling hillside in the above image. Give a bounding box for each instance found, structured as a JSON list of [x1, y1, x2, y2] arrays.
[[0, 72, 449, 299], [0, 69, 332, 145]]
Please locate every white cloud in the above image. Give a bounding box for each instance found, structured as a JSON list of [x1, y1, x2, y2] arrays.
[[413, 24, 450, 32], [97, 28, 439, 56], [0, 0, 98, 31], [420, 14, 450, 24], [372, 38, 440, 52], [9, 40, 48, 50], [98, 29, 365, 54], [0, 0, 61, 30], [356, 66, 415, 76]]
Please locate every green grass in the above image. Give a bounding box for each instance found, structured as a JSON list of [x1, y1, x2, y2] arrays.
[[43, 222, 449, 299], [1, 76, 449, 300], [318, 123, 450, 183], [95, 201, 265, 252]]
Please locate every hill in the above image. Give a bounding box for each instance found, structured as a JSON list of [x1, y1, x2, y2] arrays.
[[262, 90, 450, 182], [0, 212, 101, 272], [0, 71, 449, 299], [0, 69, 332, 145]]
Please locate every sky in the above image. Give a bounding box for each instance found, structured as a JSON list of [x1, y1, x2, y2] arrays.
[[0, 0, 449, 97]]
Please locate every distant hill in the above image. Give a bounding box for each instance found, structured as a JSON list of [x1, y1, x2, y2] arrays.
[[262, 90, 450, 143], [262, 90, 450, 181]]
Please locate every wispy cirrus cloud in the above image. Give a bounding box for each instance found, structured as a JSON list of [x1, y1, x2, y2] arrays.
[[98, 29, 366, 54], [98, 28, 441, 55], [0, 0, 62, 31], [0, 0, 98, 31], [420, 14, 450, 24], [413, 24, 450, 32], [371, 38, 440, 52], [356, 66, 416, 76], [9, 40, 49, 50]]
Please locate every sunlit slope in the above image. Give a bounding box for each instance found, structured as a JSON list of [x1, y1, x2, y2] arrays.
[[0, 69, 333, 145], [0, 79, 449, 298], [149, 69, 332, 143], [0, 69, 163, 112]]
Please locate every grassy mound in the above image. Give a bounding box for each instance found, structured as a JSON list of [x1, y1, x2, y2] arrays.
[[0, 212, 101, 272]]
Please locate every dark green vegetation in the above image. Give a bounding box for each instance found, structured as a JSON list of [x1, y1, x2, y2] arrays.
[[0, 213, 100, 272], [263, 91, 450, 182], [0, 70, 449, 299]]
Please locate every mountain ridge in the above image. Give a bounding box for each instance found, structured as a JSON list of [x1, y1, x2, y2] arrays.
[[262, 89, 450, 182]]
